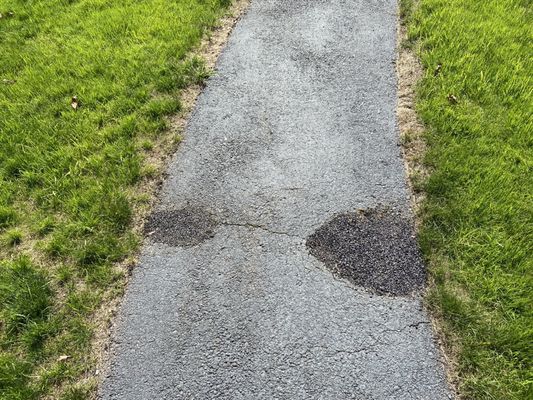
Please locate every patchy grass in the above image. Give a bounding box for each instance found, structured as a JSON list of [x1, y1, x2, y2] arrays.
[[402, 0, 532, 398], [0, 0, 231, 398]]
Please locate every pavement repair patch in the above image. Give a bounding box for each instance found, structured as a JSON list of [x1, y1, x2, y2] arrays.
[[144, 207, 217, 247], [306, 208, 425, 296]]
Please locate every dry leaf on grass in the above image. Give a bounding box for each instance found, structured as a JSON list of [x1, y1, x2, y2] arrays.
[[447, 94, 458, 104], [71, 96, 79, 110]]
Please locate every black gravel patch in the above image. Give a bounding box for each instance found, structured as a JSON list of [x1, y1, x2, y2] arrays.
[[306, 208, 425, 296], [144, 207, 217, 247]]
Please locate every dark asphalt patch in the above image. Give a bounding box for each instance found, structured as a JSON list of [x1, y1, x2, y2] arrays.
[[144, 207, 217, 247], [306, 208, 425, 296]]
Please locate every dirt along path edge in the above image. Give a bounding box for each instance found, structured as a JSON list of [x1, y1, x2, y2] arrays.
[[396, 4, 459, 397]]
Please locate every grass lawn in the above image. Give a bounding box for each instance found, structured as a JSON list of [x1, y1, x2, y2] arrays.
[[402, 0, 532, 398], [0, 0, 231, 398]]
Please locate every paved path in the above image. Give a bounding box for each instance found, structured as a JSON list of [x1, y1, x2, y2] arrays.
[[101, 0, 452, 398]]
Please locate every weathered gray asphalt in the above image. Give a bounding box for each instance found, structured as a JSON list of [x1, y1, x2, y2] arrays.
[[100, 0, 452, 398]]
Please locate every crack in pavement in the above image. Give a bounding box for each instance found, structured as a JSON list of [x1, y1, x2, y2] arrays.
[[221, 221, 301, 238]]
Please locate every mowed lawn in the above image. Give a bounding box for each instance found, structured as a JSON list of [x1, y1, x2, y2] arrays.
[[0, 0, 230, 398], [403, 0, 532, 399]]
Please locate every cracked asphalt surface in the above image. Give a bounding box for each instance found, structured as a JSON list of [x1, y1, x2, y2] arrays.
[[100, 0, 452, 398]]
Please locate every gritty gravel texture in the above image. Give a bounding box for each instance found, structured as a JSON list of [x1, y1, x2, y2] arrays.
[[144, 207, 218, 247], [100, 0, 452, 399], [307, 208, 425, 296]]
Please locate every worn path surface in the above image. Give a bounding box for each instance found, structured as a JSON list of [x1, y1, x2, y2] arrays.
[[101, 0, 452, 398]]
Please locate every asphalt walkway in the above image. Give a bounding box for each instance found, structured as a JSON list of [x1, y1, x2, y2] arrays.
[[101, 1, 452, 398]]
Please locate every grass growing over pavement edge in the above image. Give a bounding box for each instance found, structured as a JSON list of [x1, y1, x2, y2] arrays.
[[401, 0, 532, 398], [0, 0, 232, 398]]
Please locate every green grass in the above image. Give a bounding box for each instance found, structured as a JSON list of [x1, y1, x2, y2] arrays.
[[403, 0, 532, 398], [0, 0, 231, 398]]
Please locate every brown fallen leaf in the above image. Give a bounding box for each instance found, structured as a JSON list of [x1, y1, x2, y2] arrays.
[[57, 355, 71, 362], [447, 94, 458, 104], [71, 96, 79, 110]]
